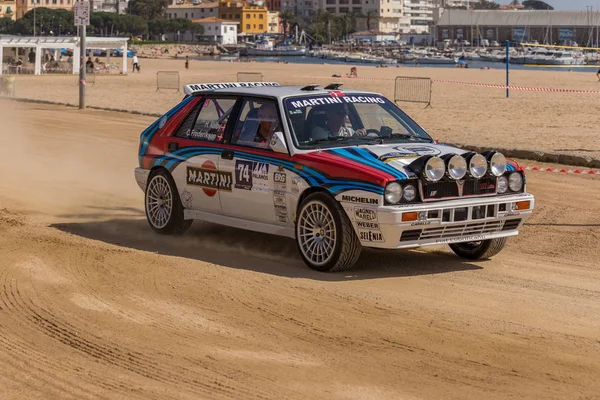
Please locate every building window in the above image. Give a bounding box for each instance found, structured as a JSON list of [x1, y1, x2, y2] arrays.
[[259, 24, 263, 29], [168, 13, 171, 18], [235, 13, 240, 17], [246, 24, 250, 29], [185, 12, 188, 17], [259, 13, 263, 18], [221, 13, 226, 18], [191, 13, 194, 17], [246, 13, 250, 17]]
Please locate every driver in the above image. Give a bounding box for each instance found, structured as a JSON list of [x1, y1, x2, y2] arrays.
[[254, 102, 279, 144], [311, 103, 366, 140]]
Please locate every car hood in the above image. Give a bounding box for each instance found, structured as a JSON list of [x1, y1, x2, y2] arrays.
[[324, 142, 474, 179]]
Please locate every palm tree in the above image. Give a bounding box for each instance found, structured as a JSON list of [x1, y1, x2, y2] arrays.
[[279, 10, 295, 36]]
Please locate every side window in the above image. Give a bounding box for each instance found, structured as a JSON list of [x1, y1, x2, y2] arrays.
[[175, 97, 237, 142], [230, 98, 281, 150]]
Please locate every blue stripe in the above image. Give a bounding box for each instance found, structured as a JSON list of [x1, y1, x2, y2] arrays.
[[153, 146, 384, 194], [506, 164, 515, 172], [139, 97, 194, 157], [328, 148, 407, 181]]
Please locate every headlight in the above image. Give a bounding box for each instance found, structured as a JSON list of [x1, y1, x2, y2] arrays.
[[497, 176, 508, 193], [385, 182, 403, 204], [469, 153, 487, 179], [403, 184, 417, 202], [447, 154, 467, 180], [508, 172, 523, 192], [490, 152, 507, 177], [424, 156, 445, 181]]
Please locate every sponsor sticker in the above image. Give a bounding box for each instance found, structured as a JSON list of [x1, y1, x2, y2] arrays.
[[356, 221, 379, 229], [342, 195, 379, 205], [379, 145, 442, 162], [434, 235, 486, 244], [158, 115, 168, 129], [234, 160, 254, 190], [274, 172, 286, 191], [187, 161, 232, 196], [291, 177, 301, 195], [288, 95, 385, 109], [180, 189, 193, 208], [358, 229, 385, 243], [354, 207, 378, 221]]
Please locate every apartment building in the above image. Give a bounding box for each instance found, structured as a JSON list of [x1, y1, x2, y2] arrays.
[[92, 0, 128, 13], [167, 1, 219, 20], [15, 0, 75, 19], [280, 0, 318, 18], [318, 0, 410, 33], [403, 0, 433, 33], [219, 0, 268, 34], [0, 0, 15, 19]]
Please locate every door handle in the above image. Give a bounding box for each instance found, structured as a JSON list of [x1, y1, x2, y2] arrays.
[[167, 142, 179, 152], [221, 150, 234, 160]]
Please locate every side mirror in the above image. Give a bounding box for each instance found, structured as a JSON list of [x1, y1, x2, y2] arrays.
[[269, 131, 288, 154]]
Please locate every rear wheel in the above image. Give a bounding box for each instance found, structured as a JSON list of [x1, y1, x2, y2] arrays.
[[448, 237, 507, 260], [295, 192, 361, 272], [145, 169, 192, 235]]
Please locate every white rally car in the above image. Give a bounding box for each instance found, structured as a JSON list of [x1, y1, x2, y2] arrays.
[[134, 81, 535, 272]]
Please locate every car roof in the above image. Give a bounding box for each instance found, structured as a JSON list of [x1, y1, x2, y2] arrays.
[[183, 82, 382, 99]]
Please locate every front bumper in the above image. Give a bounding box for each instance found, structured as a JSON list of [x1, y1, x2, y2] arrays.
[[134, 168, 150, 191], [344, 193, 535, 249]]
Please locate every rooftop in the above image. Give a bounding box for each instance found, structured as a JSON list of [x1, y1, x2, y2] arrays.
[[192, 16, 239, 23]]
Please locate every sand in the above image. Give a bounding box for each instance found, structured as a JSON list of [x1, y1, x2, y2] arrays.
[[0, 94, 600, 399], [5, 58, 600, 159]]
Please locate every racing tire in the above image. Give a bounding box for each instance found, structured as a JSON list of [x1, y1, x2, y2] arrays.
[[295, 192, 362, 272], [448, 237, 508, 260], [144, 169, 192, 235]]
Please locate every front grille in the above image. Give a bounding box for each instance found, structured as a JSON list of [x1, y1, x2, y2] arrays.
[[400, 219, 522, 242], [422, 181, 458, 200], [421, 177, 497, 201]]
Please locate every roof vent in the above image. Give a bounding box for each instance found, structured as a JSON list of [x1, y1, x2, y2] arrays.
[[324, 82, 344, 90], [300, 84, 320, 91]]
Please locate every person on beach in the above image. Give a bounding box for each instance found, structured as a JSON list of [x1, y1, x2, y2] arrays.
[[185, 56, 189, 70]]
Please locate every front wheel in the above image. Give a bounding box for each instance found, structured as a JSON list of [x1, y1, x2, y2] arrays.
[[448, 237, 508, 260], [295, 192, 362, 272], [145, 169, 192, 235]]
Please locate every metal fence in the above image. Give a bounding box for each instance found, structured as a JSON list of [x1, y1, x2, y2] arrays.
[[0, 75, 15, 97], [156, 71, 180, 92], [237, 72, 263, 82], [394, 76, 432, 108]]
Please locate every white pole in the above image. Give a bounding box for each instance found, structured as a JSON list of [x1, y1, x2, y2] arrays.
[[79, 14, 86, 109]]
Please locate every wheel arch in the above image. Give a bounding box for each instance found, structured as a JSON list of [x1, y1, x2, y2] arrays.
[[295, 187, 335, 222]]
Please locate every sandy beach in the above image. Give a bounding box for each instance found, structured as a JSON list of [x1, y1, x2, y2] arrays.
[[1, 59, 600, 399], [6, 58, 600, 159]]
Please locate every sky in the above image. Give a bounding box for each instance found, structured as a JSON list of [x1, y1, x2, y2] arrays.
[[497, 0, 600, 11]]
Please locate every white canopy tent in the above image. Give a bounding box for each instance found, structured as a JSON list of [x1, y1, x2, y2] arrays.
[[0, 35, 129, 76]]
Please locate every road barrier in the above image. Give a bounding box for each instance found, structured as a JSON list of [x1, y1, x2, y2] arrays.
[[394, 76, 432, 108], [0, 75, 15, 97], [156, 71, 180, 92]]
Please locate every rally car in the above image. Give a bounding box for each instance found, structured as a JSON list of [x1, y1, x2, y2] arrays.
[[134, 81, 535, 272]]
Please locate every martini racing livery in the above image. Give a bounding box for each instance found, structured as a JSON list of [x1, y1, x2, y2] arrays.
[[134, 81, 535, 272]]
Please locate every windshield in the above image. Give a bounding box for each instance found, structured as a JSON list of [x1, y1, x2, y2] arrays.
[[283, 93, 432, 149]]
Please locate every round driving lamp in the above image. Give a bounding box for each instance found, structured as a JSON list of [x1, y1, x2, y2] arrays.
[[385, 182, 403, 204], [469, 153, 488, 179], [424, 156, 445, 182], [490, 152, 507, 177], [497, 176, 508, 193], [508, 172, 523, 192], [403, 184, 417, 202], [447, 154, 467, 180]]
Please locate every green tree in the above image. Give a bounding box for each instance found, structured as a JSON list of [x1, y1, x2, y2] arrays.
[[522, 0, 554, 10], [127, 0, 170, 20], [510, 0, 520, 5], [472, 0, 500, 9], [0, 16, 14, 34]]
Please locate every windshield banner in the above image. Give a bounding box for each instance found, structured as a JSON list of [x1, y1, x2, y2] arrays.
[[288, 95, 386, 109]]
